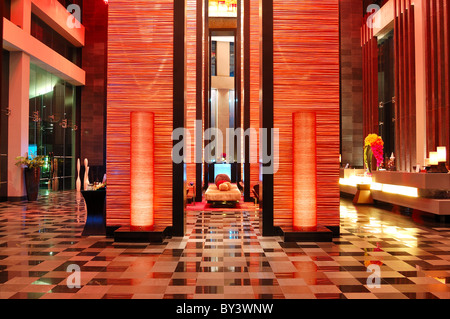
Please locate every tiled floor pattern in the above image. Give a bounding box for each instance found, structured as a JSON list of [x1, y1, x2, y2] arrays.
[[1, 191, 450, 299]]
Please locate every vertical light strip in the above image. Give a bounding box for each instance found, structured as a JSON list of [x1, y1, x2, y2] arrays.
[[293, 112, 317, 229], [130, 112, 154, 230]]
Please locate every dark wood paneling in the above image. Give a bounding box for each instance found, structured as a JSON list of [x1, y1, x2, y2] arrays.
[[0, 1, 6, 200], [80, 0, 108, 174], [339, 0, 364, 168], [243, 0, 251, 202], [425, 0, 450, 166], [173, 0, 187, 236], [362, 0, 417, 171], [362, 15, 379, 139], [195, 0, 203, 203], [260, 0, 274, 236], [393, 0, 416, 171], [203, 0, 210, 189]]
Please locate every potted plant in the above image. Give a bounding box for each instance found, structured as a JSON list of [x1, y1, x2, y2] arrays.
[[15, 153, 45, 201]]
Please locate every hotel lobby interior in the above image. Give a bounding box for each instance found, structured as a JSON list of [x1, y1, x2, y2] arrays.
[[1, 0, 450, 304]]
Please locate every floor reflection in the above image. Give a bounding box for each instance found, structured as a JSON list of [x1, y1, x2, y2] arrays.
[[0, 191, 449, 299]]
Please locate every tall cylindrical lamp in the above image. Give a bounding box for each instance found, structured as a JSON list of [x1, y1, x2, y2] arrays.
[[130, 112, 154, 230], [293, 112, 317, 229]]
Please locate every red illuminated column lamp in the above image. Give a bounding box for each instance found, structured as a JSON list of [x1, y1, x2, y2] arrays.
[[293, 112, 317, 230], [130, 112, 154, 231]]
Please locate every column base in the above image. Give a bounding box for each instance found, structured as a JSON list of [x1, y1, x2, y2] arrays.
[[278, 225, 334, 242], [113, 225, 172, 243]]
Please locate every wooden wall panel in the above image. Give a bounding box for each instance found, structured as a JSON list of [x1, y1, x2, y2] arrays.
[[107, 1, 173, 227], [361, 2, 417, 172], [186, 0, 197, 188], [425, 0, 450, 166], [273, 0, 340, 228], [393, 0, 416, 171]]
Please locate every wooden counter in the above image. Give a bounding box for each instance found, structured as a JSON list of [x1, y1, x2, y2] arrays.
[[372, 171, 450, 190], [340, 169, 450, 216]]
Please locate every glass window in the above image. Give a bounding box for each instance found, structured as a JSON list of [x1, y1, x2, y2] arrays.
[[29, 64, 77, 191]]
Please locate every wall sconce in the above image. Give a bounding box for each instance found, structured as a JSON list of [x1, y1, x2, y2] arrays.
[[3, 108, 11, 116]]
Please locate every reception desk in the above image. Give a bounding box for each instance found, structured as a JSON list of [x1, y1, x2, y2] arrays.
[[339, 169, 450, 216]]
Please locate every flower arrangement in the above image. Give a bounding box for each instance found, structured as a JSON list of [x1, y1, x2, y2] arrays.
[[15, 153, 45, 201], [15, 153, 45, 169], [364, 134, 384, 171], [92, 181, 107, 191]]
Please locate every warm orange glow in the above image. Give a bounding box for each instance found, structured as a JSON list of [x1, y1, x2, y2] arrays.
[[437, 147, 447, 163], [429, 152, 439, 165], [293, 112, 317, 229], [130, 112, 154, 230]]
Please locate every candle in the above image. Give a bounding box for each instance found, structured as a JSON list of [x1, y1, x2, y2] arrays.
[[437, 146, 447, 163], [429, 152, 439, 165]]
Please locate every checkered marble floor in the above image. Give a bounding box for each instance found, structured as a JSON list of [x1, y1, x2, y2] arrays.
[[1, 190, 450, 299]]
